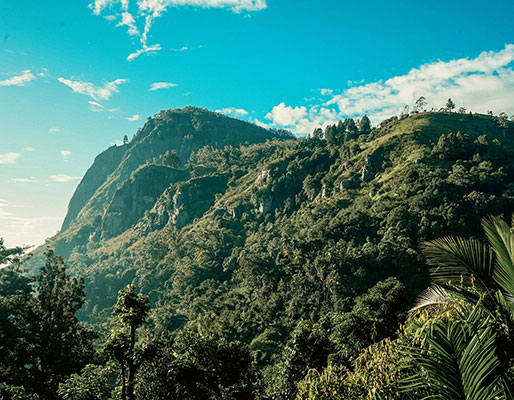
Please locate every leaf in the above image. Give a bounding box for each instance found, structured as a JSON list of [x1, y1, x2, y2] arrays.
[[421, 237, 495, 290]]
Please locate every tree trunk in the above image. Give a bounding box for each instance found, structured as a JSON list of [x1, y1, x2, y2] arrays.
[[127, 325, 136, 400], [120, 361, 127, 400]]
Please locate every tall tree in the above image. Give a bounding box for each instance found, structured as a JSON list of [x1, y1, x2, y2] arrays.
[[498, 112, 509, 137], [32, 250, 97, 397], [446, 98, 455, 112], [358, 115, 371, 134], [414, 96, 427, 112], [105, 284, 150, 400]]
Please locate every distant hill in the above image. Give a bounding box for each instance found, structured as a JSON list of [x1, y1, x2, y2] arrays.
[[31, 108, 514, 362]]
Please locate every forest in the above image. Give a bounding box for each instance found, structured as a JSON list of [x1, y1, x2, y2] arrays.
[[2, 106, 514, 399]]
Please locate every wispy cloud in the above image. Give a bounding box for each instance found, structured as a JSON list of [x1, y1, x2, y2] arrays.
[[10, 177, 38, 183], [216, 107, 249, 116], [88, 100, 119, 112], [265, 44, 514, 135], [0, 152, 21, 165], [127, 114, 140, 121], [90, 0, 266, 61], [0, 70, 36, 87], [58, 77, 127, 101], [23, 147, 36, 152], [48, 127, 60, 133], [60, 150, 72, 162], [49, 174, 82, 182], [127, 44, 162, 61], [149, 81, 177, 91]]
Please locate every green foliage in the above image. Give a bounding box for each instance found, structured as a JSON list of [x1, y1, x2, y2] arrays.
[[0, 247, 97, 399], [135, 331, 257, 400], [57, 364, 114, 400]]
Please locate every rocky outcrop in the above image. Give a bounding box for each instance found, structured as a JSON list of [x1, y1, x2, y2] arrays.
[[101, 165, 188, 238], [170, 175, 229, 228]]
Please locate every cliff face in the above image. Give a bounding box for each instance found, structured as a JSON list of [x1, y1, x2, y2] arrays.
[[48, 107, 289, 257], [100, 165, 189, 239], [61, 144, 126, 231]]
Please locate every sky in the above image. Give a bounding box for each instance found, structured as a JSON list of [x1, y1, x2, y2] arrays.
[[1, 0, 514, 248]]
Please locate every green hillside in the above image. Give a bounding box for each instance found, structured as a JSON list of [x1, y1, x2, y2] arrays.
[[35, 109, 514, 342], [8, 107, 514, 399]]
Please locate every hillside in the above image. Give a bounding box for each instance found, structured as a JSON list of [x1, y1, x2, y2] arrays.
[[33, 108, 514, 362]]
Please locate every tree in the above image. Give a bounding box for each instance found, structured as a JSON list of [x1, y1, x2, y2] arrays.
[[161, 150, 181, 168], [31, 250, 97, 397], [458, 106, 467, 114], [358, 115, 371, 134], [498, 112, 509, 137], [310, 127, 324, 140], [414, 96, 427, 112], [445, 98, 455, 112], [105, 284, 150, 400], [123, 135, 129, 145]]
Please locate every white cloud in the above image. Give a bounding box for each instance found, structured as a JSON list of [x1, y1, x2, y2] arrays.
[[58, 77, 127, 101], [88, 101, 118, 112], [60, 150, 72, 162], [90, 0, 266, 61], [127, 114, 141, 121], [149, 81, 178, 91], [126, 43, 162, 61], [10, 177, 38, 183], [0, 70, 36, 87], [49, 174, 82, 182], [23, 147, 35, 152], [48, 127, 60, 133], [0, 152, 21, 165], [171, 46, 189, 52], [265, 44, 514, 135], [216, 107, 248, 116]]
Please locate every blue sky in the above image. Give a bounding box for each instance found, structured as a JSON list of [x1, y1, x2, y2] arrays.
[[1, 0, 514, 248]]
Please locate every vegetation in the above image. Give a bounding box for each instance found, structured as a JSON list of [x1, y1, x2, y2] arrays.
[[4, 107, 514, 398]]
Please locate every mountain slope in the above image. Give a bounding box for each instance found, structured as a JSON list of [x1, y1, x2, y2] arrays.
[[35, 109, 514, 362]]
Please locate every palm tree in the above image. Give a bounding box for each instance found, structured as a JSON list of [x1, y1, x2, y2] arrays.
[[401, 215, 514, 399]]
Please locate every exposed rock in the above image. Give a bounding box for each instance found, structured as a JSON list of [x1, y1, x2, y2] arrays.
[[169, 175, 229, 228], [101, 165, 188, 238], [339, 179, 351, 191], [256, 169, 271, 187], [258, 194, 273, 215]]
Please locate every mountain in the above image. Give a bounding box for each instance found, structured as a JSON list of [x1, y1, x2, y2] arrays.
[[33, 107, 514, 362]]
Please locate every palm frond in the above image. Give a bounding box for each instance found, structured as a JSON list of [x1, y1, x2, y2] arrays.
[[401, 305, 507, 400], [410, 285, 481, 314], [421, 237, 495, 291], [482, 215, 514, 297]]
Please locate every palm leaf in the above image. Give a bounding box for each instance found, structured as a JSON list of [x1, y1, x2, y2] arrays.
[[482, 215, 514, 297], [401, 305, 506, 400], [421, 236, 495, 291]]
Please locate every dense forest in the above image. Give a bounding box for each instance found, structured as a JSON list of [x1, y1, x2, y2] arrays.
[[2, 106, 514, 399]]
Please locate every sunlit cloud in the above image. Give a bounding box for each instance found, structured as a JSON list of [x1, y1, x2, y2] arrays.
[[49, 174, 82, 182], [58, 77, 127, 101], [23, 147, 36, 152], [0, 70, 36, 87], [0, 152, 21, 165], [90, 0, 266, 61], [60, 150, 72, 162], [265, 44, 514, 135], [10, 177, 39, 183], [48, 127, 60, 133], [149, 81, 178, 91], [127, 114, 141, 121], [216, 107, 249, 116]]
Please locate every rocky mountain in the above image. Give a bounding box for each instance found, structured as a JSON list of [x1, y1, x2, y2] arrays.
[[33, 107, 514, 359]]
